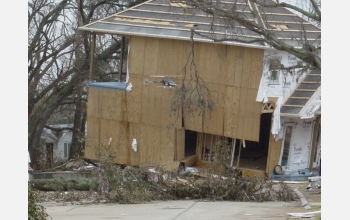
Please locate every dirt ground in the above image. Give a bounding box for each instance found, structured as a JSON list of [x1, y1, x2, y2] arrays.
[[298, 185, 321, 203], [289, 182, 321, 204]]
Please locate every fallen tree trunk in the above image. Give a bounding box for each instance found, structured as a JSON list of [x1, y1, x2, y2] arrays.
[[30, 178, 96, 191]]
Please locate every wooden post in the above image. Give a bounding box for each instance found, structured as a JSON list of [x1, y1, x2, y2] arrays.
[[89, 33, 96, 81], [118, 36, 125, 82], [309, 116, 321, 171], [236, 139, 242, 168], [230, 138, 236, 167]]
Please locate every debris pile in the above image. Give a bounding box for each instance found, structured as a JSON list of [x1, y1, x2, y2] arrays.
[[32, 162, 298, 204]]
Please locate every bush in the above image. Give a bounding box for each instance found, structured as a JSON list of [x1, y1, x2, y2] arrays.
[[28, 186, 50, 220]]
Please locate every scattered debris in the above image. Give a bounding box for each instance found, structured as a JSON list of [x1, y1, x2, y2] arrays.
[[306, 182, 321, 190], [287, 210, 321, 218], [147, 168, 159, 183]]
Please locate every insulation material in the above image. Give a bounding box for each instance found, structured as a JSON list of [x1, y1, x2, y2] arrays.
[[132, 138, 137, 152], [271, 97, 283, 138], [280, 118, 314, 171], [299, 86, 321, 119], [126, 45, 130, 83], [126, 83, 132, 92], [256, 50, 307, 103]]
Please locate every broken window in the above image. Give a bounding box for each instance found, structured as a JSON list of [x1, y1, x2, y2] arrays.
[[269, 69, 280, 85]]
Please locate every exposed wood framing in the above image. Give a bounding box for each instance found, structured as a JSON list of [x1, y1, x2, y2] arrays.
[[309, 116, 321, 171], [118, 36, 125, 81], [89, 33, 96, 81]]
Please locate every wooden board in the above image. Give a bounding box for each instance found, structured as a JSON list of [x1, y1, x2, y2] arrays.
[[100, 89, 125, 121], [248, 49, 264, 89], [203, 83, 224, 136], [175, 128, 185, 160], [87, 87, 101, 118], [160, 127, 176, 167], [126, 74, 143, 123], [241, 47, 254, 89], [98, 118, 122, 161], [139, 124, 161, 167], [118, 122, 140, 165], [85, 117, 100, 160], [225, 45, 237, 87], [233, 47, 244, 87], [236, 87, 248, 140], [128, 36, 145, 75], [143, 37, 159, 75], [223, 86, 240, 138], [250, 89, 262, 142], [266, 133, 283, 177]]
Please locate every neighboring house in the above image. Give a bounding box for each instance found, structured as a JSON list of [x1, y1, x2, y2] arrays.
[[78, 0, 321, 178], [41, 124, 73, 165]]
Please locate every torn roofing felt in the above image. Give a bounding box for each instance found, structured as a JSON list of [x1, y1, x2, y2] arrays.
[[88, 81, 127, 90], [78, 0, 320, 49], [280, 69, 321, 118]]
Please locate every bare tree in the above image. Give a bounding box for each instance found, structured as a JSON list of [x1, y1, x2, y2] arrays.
[[28, 0, 144, 167], [184, 0, 321, 69]]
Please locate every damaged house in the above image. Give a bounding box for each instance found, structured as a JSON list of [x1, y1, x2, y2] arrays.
[[78, 0, 321, 178]]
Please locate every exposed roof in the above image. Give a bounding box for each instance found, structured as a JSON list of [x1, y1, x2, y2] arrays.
[[280, 69, 321, 117], [78, 0, 320, 49]]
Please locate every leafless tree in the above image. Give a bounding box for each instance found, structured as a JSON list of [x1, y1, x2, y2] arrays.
[[28, 0, 144, 167], [183, 0, 321, 69]]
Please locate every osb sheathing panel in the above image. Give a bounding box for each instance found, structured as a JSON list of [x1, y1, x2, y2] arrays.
[[266, 133, 283, 177], [125, 75, 142, 123], [101, 89, 125, 121], [139, 124, 161, 167], [236, 87, 248, 139], [118, 122, 140, 165], [160, 127, 176, 167], [86, 36, 265, 167], [85, 117, 100, 160], [128, 37, 145, 75], [175, 128, 185, 160], [223, 86, 240, 138], [87, 87, 101, 118], [143, 37, 159, 75], [98, 118, 122, 160], [233, 47, 245, 87], [203, 83, 225, 136]]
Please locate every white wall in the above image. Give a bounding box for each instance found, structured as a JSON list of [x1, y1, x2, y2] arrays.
[[53, 131, 72, 161], [256, 50, 308, 103], [278, 117, 317, 171]]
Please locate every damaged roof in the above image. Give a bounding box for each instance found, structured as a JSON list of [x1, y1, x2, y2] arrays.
[[78, 0, 321, 49], [280, 69, 321, 117]]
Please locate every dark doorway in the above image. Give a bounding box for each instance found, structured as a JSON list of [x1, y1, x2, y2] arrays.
[[46, 143, 54, 168], [259, 113, 272, 153], [232, 113, 272, 171], [185, 130, 197, 158]]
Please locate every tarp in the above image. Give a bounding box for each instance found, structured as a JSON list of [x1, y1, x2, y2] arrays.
[[88, 81, 127, 90]]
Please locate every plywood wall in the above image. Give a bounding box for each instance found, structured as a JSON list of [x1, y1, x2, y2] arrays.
[[266, 133, 283, 177], [85, 36, 265, 168]]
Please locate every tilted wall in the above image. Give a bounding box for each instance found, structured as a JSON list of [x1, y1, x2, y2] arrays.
[[85, 36, 264, 169]]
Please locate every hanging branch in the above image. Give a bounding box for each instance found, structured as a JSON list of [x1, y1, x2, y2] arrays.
[[169, 29, 214, 125]]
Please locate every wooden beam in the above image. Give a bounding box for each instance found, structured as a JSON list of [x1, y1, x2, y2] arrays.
[[118, 36, 125, 82], [89, 33, 96, 81], [236, 139, 242, 168], [309, 116, 321, 171], [230, 138, 236, 167]]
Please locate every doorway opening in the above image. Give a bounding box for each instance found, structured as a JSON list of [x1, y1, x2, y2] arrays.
[[232, 113, 272, 172], [185, 130, 197, 158]]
